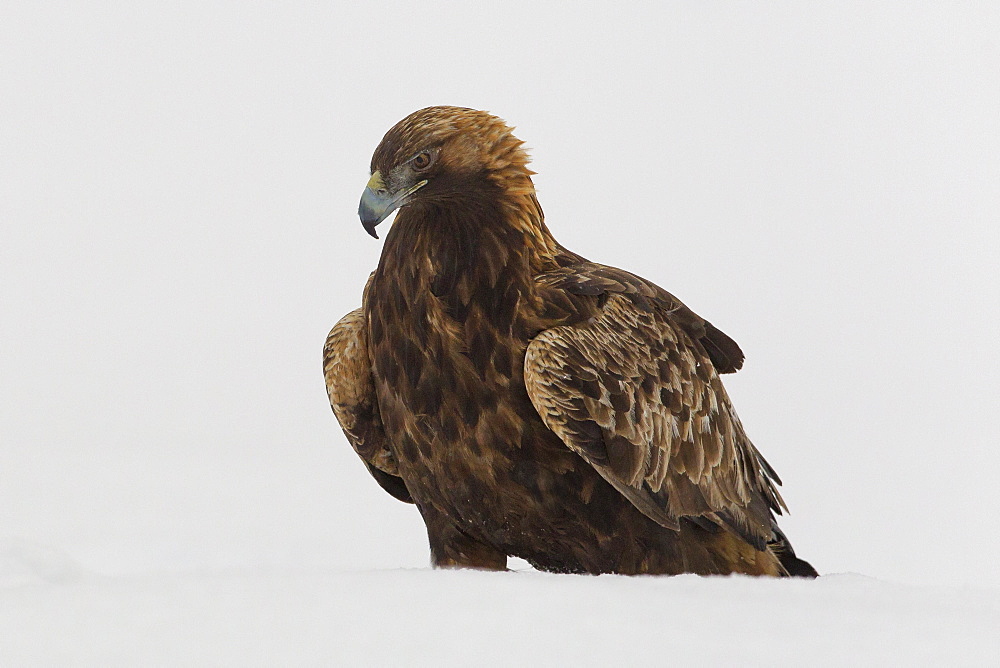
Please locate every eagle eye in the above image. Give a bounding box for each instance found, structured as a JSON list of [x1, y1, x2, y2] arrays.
[[412, 152, 432, 171]]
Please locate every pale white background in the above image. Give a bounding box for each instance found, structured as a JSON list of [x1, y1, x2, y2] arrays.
[[2, 2, 998, 663]]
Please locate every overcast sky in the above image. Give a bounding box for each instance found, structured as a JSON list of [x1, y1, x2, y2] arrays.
[[1, 2, 997, 587]]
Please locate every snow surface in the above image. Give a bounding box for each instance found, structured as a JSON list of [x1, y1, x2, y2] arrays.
[[2, 1, 999, 664], [3, 560, 999, 666]]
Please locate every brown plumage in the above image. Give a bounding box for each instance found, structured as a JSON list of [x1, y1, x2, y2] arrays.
[[324, 106, 816, 576]]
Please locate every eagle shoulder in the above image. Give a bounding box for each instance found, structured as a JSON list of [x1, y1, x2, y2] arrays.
[[535, 262, 745, 373], [324, 307, 412, 503]]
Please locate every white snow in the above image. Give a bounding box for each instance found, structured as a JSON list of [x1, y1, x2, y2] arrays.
[[2, 563, 999, 665], [2, 1, 999, 663]]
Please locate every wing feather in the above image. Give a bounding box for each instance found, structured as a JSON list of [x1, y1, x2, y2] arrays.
[[525, 264, 784, 548], [324, 308, 412, 503]]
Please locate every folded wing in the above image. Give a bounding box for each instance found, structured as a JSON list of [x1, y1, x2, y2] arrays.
[[324, 308, 412, 503], [524, 263, 784, 549]]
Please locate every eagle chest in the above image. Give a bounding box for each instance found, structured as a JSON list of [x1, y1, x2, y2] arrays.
[[366, 265, 539, 482]]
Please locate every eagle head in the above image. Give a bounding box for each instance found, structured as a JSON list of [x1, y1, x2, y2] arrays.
[[358, 106, 534, 238]]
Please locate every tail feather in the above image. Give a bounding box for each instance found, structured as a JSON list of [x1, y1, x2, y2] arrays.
[[769, 523, 819, 578]]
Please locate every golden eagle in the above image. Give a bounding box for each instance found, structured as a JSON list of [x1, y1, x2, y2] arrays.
[[325, 106, 816, 576]]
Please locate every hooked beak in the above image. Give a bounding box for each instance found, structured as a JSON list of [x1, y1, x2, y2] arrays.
[[358, 171, 428, 239]]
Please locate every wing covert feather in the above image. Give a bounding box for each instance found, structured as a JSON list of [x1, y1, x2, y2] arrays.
[[535, 262, 745, 373]]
